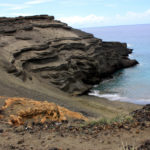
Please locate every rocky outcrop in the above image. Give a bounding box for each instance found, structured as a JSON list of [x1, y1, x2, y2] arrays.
[[0, 15, 138, 95], [137, 140, 150, 150], [0, 97, 87, 126], [131, 104, 150, 122]]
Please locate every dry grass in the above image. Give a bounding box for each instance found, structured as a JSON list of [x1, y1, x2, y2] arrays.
[[119, 141, 137, 150], [82, 114, 133, 127]]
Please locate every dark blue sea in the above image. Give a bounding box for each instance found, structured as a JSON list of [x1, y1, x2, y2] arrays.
[[82, 24, 150, 105]]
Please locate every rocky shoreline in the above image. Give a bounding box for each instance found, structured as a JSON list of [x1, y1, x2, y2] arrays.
[[0, 15, 138, 95]]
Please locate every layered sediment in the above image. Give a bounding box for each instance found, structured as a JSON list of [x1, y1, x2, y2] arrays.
[[0, 15, 138, 95]]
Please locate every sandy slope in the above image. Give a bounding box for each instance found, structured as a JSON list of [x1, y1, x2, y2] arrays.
[[0, 66, 141, 119]]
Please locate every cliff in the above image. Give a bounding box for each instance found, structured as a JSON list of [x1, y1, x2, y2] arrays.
[[0, 15, 138, 95]]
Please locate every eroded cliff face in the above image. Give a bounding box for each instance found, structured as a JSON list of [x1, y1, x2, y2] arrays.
[[0, 15, 138, 95]]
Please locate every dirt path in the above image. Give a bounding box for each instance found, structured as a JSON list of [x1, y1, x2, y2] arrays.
[[0, 97, 150, 150], [0, 68, 141, 119]]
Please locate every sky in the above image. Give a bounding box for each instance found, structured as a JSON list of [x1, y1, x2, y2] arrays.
[[0, 0, 150, 28]]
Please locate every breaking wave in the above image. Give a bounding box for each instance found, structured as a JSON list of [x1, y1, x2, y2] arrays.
[[89, 90, 150, 105]]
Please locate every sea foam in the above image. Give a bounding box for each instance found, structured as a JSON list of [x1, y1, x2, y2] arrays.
[[89, 90, 150, 105]]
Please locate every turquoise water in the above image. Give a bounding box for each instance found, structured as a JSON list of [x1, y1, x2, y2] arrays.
[[83, 24, 150, 104]]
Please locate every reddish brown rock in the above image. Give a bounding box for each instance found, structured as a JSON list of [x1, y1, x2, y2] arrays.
[[0, 97, 87, 126]]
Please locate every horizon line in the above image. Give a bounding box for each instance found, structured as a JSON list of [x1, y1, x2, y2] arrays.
[[80, 23, 150, 29]]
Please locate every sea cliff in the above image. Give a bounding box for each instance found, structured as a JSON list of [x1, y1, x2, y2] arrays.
[[0, 15, 138, 95]]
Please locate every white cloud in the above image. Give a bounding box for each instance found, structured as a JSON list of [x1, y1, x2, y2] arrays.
[[26, 0, 52, 5], [114, 9, 150, 24], [0, 3, 14, 7], [116, 10, 150, 19], [11, 5, 30, 10], [105, 4, 117, 8], [0, 3, 26, 10], [59, 15, 105, 27], [0, 0, 53, 10], [58, 9, 150, 27], [11, 13, 34, 16]]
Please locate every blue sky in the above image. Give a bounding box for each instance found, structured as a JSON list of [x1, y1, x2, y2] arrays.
[[0, 0, 150, 27]]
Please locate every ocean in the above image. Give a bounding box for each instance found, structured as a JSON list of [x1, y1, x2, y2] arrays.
[[82, 24, 150, 105]]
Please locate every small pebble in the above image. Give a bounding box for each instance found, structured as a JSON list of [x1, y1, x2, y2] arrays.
[[0, 129, 4, 133]]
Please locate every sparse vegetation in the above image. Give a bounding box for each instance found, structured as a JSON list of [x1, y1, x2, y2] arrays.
[[120, 141, 136, 150], [82, 114, 134, 127]]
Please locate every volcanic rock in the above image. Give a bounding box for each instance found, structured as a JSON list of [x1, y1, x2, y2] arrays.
[[132, 104, 150, 122], [0, 15, 138, 95], [138, 140, 150, 150], [0, 97, 87, 126]]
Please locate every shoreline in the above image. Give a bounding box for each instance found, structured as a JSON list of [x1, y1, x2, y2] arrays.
[[89, 90, 150, 105], [0, 68, 142, 119]]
